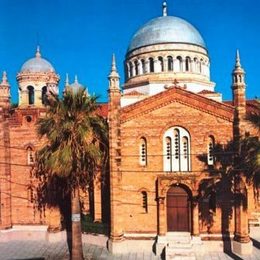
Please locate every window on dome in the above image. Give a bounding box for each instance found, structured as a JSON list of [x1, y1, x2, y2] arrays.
[[27, 86, 34, 105], [167, 56, 173, 71], [141, 59, 145, 74], [158, 56, 164, 72], [42, 86, 47, 105], [163, 127, 191, 172], [129, 62, 133, 77], [199, 59, 203, 73], [134, 60, 139, 76], [149, 58, 154, 73], [176, 56, 182, 72], [185, 57, 191, 72], [140, 137, 147, 166], [194, 58, 198, 72]]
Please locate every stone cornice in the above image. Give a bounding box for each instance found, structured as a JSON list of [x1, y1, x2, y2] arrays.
[[121, 87, 234, 123]]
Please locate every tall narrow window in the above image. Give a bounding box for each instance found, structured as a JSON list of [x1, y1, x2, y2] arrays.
[[176, 56, 182, 72], [207, 136, 215, 165], [141, 191, 148, 213], [27, 86, 34, 105], [141, 59, 145, 74], [185, 57, 191, 72], [182, 136, 189, 171], [163, 127, 191, 172], [167, 56, 173, 71], [42, 86, 47, 105], [27, 147, 34, 165], [194, 58, 198, 72], [27, 186, 34, 203], [129, 62, 133, 77], [158, 56, 164, 72], [149, 58, 154, 73], [134, 60, 139, 76], [165, 137, 172, 171], [140, 137, 147, 166]]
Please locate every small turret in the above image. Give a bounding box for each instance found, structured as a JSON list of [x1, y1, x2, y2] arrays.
[[232, 50, 246, 119], [0, 71, 11, 108], [108, 54, 120, 92]]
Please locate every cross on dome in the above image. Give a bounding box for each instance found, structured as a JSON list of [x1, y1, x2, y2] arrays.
[[36, 45, 41, 58], [162, 1, 168, 16]]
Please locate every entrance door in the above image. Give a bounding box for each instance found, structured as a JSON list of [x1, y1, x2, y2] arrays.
[[167, 186, 190, 232]]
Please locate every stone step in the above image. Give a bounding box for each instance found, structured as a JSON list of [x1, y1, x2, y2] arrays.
[[167, 256, 196, 260], [168, 241, 193, 249]]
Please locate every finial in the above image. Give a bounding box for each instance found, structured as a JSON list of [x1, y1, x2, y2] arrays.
[[0, 71, 9, 86], [2, 71, 7, 82], [235, 49, 241, 67], [111, 53, 117, 72], [75, 75, 78, 84], [36, 45, 41, 58], [65, 73, 69, 86], [163, 1, 167, 16]]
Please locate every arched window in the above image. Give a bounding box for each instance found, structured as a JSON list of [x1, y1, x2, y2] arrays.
[[129, 62, 133, 77], [165, 137, 172, 171], [149, 58, 154, 73], [27, 86, 34, 105], [209, 191, 216, 214], [176, 56, 182, 72], [207, 136, 215, 166], [42, 86, 47, 105], [185, 57, 191, 72], [27, 186, 34, 203], [167, 56, 173, 71], [199, 59, 203, 73], [134, 60, 139, 76], [194, 58, 198, 72], [140, 137, 147, 166], [141, 191, 148, 213], [158, 56, 164, 72], [27, 147, 34, 165], [141, 59, 145, 74], [163, 127, 191, 172]]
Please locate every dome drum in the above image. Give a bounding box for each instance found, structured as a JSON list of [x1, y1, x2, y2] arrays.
[[125, 48, 210, 83]]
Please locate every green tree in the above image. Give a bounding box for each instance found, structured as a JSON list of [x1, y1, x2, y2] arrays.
[[34, 88, 108, 260]]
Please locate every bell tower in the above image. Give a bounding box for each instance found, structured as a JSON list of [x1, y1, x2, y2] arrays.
[[16, 46, 60, 107]]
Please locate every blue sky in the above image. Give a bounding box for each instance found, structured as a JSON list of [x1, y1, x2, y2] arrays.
[[0, 0, 259, 103]]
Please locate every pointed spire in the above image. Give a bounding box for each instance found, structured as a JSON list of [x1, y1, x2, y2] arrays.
[[163, 1, 168, 16], [109, 54, 119, 78], [75, 75, 78, 84], [111, 53, 117, 72], [108, 54, 120, 91], [65, 73, 69, 86], [0, 71, 9, 86], [2, 71, 7, 83], [36, 45, 41, 58], [235, 49, 241, 68]]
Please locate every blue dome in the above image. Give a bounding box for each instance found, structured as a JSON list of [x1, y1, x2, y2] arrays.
[[21, 57, 54, 73], [20, 47, 55, 73], [128, 16, 206, 52]]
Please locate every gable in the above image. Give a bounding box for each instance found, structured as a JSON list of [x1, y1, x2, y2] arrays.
[[120, 87, 234, 123]]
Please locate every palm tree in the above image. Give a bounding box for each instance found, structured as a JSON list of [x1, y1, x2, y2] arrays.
[[35, 88, 108, 260]]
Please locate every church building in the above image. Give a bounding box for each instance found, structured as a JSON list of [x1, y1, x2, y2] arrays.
[[107, 1, 259, 256], [0, 1, 259, 258]]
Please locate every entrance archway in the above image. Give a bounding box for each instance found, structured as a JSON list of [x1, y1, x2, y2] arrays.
[[167, 185, 191, 232]]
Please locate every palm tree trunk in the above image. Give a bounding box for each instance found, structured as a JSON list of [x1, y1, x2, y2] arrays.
[[71, 187, 84, 260]]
